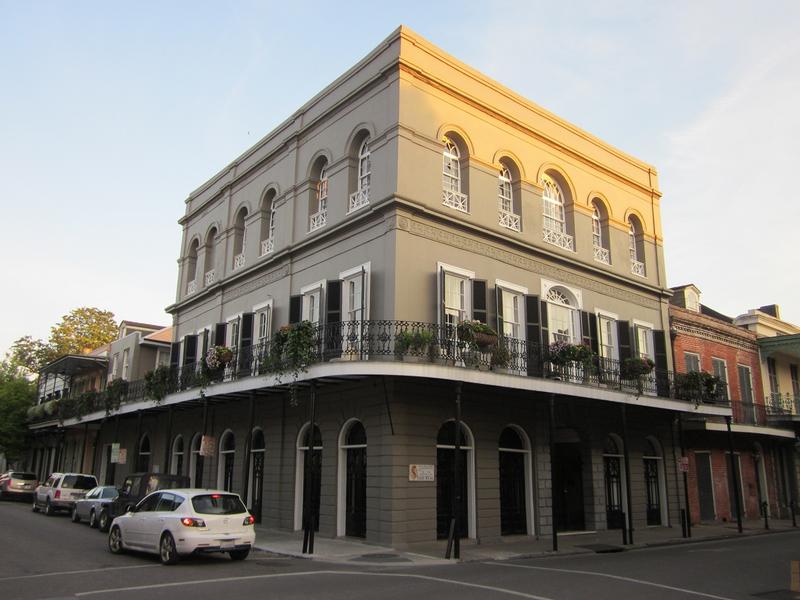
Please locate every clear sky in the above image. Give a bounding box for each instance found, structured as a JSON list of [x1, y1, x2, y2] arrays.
[[2, 0, 799, 355]]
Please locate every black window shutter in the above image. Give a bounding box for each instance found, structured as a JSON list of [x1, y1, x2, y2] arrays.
[[215, 323, 227, 346], [496, 287, 504, 335], [539, 301, 550, 347], [525, 295, 542, 376], [472, 280, 487, 323], [183, 335, 197, 365], [438, 269, 446, 326], [617, 321, 632, 362], [289, 295, 302, 324], [326, 280, 342, 325], [240, 313, 254, 349], [589, 314, 599, 355], [581, 311, 599, 354], [201, 329, 210, 357], [653, 329, 669, 397], [170, 342, 181, 370]]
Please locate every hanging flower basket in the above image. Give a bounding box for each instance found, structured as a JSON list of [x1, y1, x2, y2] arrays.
[[206, 345, 234, 369], [457, 320, 497, 349]]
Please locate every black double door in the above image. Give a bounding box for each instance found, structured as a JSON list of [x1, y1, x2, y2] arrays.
[[499, 451, 527, 535], [345, 447, 366, 537], [696, 453, 716, 521], [303, 449, 322, 532], [604, 456, 625, 529], [436, 447, 468, 539], [553, 442, 586, 532], [251, 452, 264, 524]]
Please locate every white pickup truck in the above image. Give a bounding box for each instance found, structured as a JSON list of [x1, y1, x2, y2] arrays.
[[33, 473, 98, 516]]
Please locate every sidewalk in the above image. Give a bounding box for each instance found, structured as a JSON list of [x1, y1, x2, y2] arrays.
[[254, 519, 798, 566]]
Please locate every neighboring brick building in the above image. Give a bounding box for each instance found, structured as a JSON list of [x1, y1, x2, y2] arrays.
[[670, 285, 795, 524]]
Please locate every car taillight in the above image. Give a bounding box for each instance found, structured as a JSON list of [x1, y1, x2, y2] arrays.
[[55, 490, 61, 499], [243, 515, 255, 526], [181, 517, 206, 527]]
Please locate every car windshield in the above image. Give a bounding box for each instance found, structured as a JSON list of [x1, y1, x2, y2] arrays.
[[191, 494, 247, 515], [11, 472, 37, 480], [62, 475, 97, 490]]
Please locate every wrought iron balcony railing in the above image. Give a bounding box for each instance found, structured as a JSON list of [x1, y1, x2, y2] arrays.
[[735, 402, 767, 426], [442, 189, 468, 212], [33, 321, 732, 424], [348, 187, 369, 213], [765, 392, 800, 417]]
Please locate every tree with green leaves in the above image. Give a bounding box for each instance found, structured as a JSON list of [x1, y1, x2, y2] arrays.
[[0, 362, 36, 463]]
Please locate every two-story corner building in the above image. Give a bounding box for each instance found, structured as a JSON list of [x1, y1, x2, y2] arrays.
[[669, 285, 794, 525], [37, 26, 731, 549], [733, 304, 800, 517]]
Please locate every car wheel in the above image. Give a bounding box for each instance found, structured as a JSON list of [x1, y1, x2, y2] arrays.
[[71, 505, 81, 523], [159, 532, 179, 565], [44, 499, 54, 516], [229, 548, 250, 561], [108, 526, 124, 554], [98, 510, 110, 532], [88, 509, 97, 528], [32, 500, 39, 513]]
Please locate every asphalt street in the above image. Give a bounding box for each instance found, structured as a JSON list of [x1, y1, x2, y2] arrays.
[[1, 499, 798, 600]]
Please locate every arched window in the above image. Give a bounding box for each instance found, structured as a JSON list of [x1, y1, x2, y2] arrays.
[[592, 200, 610, 265], [260, 189, 276, 256], [249, 429, 266, 522], [189, 433, 203, 487], [294, 423, 323, 531], [349, 138, 371, 212], [217, 430, 235, 492], [186, 239, 199, 295], [436, 420, 475, 539], [498, 166, 521, 232], [602, 434, 627, 529], [643, 437, 666, 526], [498, 426, 532, 535], [546, 287, 578, 344], [310, 160, 328, 232], [170, 435, 184, 476], [337, 420, 367, 537], [136, 434, 150, 472], [541, 174, 574, 251], [232, 207, 247, 270], [442, 137, 468, 212], [628, 216, 645, 277], [204, 227, 217, 286]]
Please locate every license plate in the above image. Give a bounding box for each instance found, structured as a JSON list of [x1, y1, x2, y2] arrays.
[[220, 539, 235, 550]]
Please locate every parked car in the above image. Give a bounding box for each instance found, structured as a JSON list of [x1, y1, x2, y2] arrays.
[[0, 471, 39, 500], [71, 486, 119, 527], [98, 472, 190, 532], [33, 473, 98, 516], [108, 489, 255, 565]]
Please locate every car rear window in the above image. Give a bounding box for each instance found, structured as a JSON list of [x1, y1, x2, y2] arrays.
[[191, 494, 247, 515], [12, 472, 37, 480], [61, 475, 97, 490], [101, 487, 119, 499]]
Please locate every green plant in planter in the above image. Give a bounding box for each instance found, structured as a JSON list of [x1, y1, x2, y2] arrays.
[[620, 357, 655, 394], [145, 366, 172, 404], [395, 331, 414, 356], [396, 330, 434, 357], [456, 320, 498, 350], [490, 343, 512, 370], [105, 378, 129, 415], [673, 370, 721, 405]]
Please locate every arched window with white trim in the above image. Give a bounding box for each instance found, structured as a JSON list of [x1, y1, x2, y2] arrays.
[[337, 420, 367, 537], [442, 136, 468, 212], [546, 287, 579, 344], [249, 428, 266, 522], [294, 423, 322, 531], [170, 435, 184, 476], [498, 165, 521, 232], [541, 174, 574, 251], [232, 207, 247, 271], [349, 137, 371, 212], [602, 434, 627, 530], [309, 158, 328, 232], [189, 433, 203, 487], [217, 430, 235, 492], [204, 227, 217, 286], [628, 216, 646, 277], [498, 426, 533, 535], [436, 420, 476, 539], [592, 200, 610, 265], [186, 239, 199, 295], [260, 189, 276, 256]]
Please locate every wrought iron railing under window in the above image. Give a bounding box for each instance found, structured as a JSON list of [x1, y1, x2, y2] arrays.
[[348, 187, 369, 213], [38, 321, 732, 424], [442, 189, 468, 212], [261, 238, 274, 256], [309, 210, 327, 232], [204, 270, 216, 286], [594, 245, 611, 265], [765, 392, 800, 417], [498, 210, 521, 232], [543, 227, 574, 251]]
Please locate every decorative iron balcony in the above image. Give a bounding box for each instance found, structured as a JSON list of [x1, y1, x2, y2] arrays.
[[442, 189, 468, 212], [543, 227, 574, 251], [33, 321, 731, 425], [233, 253, 245, 270], [261, 238, 274, 256], [498, 210, 521, 232], [186, 280, 197, 295], [348, 187, 369, 213], [735, 402, 767, 426], [309, 209, 327, 232], [593, 245, 611, 265], [765, 392, 800, 417], [630, 259, 645, 277], [204, 269, 216, 286]]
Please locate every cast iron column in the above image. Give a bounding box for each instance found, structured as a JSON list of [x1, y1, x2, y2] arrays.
[[302, 383, 317, 554], [549, 393, 558, 552], [725, 415, 743, 533], [447, 382, 463, 559], [677, 412, 692, 537], [240, 392, 256, 506], [163, 406, 173, 474], [621, 403, 634, 545]]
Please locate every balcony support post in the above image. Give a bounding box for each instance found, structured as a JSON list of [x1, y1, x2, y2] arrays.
[[549, 393, 558, 552], [240, 392, 256, 509], [80, 422, 89, 473], [445, 381, 463, 559], [725, 415, 743, 533], [163, 406, 173, 474], [677, 412, 692, 538], [302, 382, 317, 555], [621, 403, 634, 545]]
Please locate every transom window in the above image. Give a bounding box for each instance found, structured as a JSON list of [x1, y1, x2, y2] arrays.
[[542, 175, 566, 233], [442, 138, 461, 193]]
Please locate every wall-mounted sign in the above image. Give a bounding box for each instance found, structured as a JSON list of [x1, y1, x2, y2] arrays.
[[409, 464, 434, 482], [200, 435, 216, 457], [110, 443, 120, 463], [679, 456, 689, 473], [117, 448, 127, 465]]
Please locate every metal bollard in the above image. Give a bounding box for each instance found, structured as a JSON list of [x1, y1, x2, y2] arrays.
[[762, 501, 769, 530], [680, 509, 688, 538], [621, 513, 628, 545], [792, 499, 798, 528]]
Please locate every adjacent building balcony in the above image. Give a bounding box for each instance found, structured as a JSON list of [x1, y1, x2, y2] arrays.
[[348, 187, 369, 213], [498, 210, 521, 232], [261, 238, 274, 256], [233, 253, 246, 270], [204, 269, 216, 286], [309, 209, 327, 232], [765, 392, 800, 420], [593, 245, 611, 265], [543, 227, 574, 251], [186, 280, 197, 295], [442, 189, 468, 212]]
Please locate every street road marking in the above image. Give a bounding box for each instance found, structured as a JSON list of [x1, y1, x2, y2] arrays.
[[75, 569, 556, 599], [487, 562, 736, 600], [0, 564, 160, 582]]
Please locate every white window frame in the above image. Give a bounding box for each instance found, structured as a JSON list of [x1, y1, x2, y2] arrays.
[[253, 300, 274, 345], [216, 429, 235, 491], [442, 138, 461, 194], [542, 279, 582, 345], [684, 351, 701, 373], [224, 313, 243, 349], [595, 309, 619, 361], [496, 279, 527, 340], [121, 349, 130, 380], [339, 262, 371, 322], [301, 280, 326, 325], [711, 357, 729, 399], [632, 319, 654, 360], [437, 263, 475, 327]]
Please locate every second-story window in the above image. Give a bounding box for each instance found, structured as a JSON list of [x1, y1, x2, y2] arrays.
[[546, 287, 577, 344], [256, 304, 271, 345], [684, 352, 700, 373], [498, 166, 520, 232], [232, 207, 247, 270], [186, 239, 199, 295], [204, 227, 217, 286], [597, 313, 617, 362], [349, 138, 370, 212], [310, 164, 328, 232], [592, 200, 610, 265], [442, 137, 468, 212], [541, 174, 574, 251], [634, 323, 653, 359]]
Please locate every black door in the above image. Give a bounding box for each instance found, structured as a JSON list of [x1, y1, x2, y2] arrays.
[[345, 446, 367, 537], [644, 458, 661, 525], [436, 447, 468, 539], [194, 454, 204, 488], [604, 456, 624, 529], [499, 451, 527, 535], [251, 452, 264, 524], [223, 453, 235, 492], [303, 449, 322, 532], [696, 453, 716, 521], [553, 442, 585, 531]]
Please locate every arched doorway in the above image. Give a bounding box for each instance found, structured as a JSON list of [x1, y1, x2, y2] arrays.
[[249, 429, 265, 523], [170, 435, 184, 475], [136, 434, 150, 472], [217, 430, 235, 492], [553, 428, 586, 531], [294, 424, 322, 532], [643, 436, 667, 526], [189, 433, 203, 487], [436, 420, 475, 539], [498, 426, 532, 535], [603, 434, 627, 529], [338, 420, 367, 538]]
